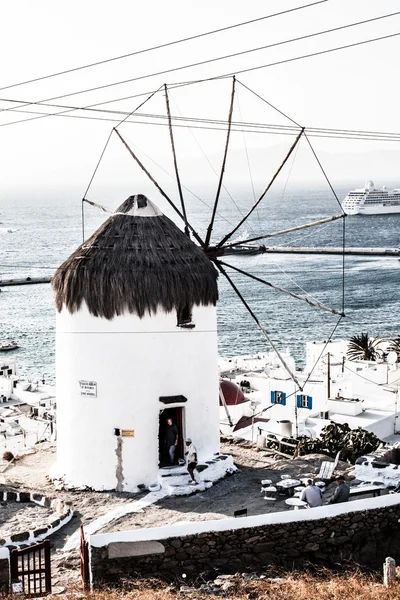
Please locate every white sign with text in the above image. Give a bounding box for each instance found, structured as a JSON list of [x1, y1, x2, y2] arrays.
[[79, 380, 97, 397]]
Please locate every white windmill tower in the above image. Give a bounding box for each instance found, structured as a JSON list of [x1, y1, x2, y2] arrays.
[[52, 78, 346, 489], [52, 193, 220, 491]]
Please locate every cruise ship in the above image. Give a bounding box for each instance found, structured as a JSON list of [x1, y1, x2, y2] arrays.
[[343, 181, 400, 215]]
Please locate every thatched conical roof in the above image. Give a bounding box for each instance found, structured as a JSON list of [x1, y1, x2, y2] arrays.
[[53, 194, 218, 320]]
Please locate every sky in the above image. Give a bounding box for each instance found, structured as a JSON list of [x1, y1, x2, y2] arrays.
[[1, 0, 400, 202]]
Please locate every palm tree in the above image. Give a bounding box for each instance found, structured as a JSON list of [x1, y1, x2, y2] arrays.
[[347, 333, 380, 361], [388, 338, 400, 361]]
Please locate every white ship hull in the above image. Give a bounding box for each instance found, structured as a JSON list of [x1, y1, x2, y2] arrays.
[[343, 181, 400, 216], [347, 204, 400, 216]]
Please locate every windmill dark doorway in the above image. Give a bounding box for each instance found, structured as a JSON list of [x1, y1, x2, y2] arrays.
[[159, 407, 185, 467]]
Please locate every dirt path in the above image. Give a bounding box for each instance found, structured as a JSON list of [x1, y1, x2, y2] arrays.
[[1, 443, 145, 589], [98, 444, 345, 533], [0, 441, 354, 590]]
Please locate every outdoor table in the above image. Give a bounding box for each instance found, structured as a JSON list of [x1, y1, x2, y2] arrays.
[[285, 497, 307, 510], [276, 478, 301, 496]]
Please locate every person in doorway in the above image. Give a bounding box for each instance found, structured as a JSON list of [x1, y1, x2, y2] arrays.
[[329, 476, 350, 504], [166, 417, 179, 465], [185, 438, 198, 485], [300, 479, 323, 508]]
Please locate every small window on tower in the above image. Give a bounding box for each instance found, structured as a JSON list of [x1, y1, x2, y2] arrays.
[[177, 305, 195, 329]]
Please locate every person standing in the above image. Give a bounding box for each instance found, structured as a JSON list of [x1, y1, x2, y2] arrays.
[[329, 476, 350, 504], [300, 479, 323, 508], [166, 417, 179, 465], [185, 438, 198, 485]]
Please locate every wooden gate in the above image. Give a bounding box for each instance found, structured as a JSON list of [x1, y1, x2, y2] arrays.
[[10, 540, 51, 597], [80, 525, 90, 590]]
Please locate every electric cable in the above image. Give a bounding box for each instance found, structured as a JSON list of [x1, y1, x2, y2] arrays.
[[1, 24, 400, 129], [2, 10, 399, 116], [3, 103, 400, 143], [0, 1, 328, 93], [343, 363, 400, 388], [5, 95, 400, 140], [4, 105, 400, 143]]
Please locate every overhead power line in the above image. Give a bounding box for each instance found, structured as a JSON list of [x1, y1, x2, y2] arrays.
[[0, 1, 328, 93], [2, 10, 399, 118], [1, 27, 400, 131], [3, 103, 400, 142]]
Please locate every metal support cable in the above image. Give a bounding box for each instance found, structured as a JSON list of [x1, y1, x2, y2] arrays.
[[120, 131, 237, 227], [217, 127, 304, 247], [218, 259, 344, 317], [304, 133, 344, 213], [342, 215, 346, 314], [237, 79, 301, 127], [215, 259, 304, 390], [223, 213, 344, 248], [115, 85, 163, 128], [80, 88, 163, 242], [301, 316, 344, 387], [81, 129, 114, 242], [248, 314, 344, 422], [113, 128, 205, 246], [169, 90, 257, 236]]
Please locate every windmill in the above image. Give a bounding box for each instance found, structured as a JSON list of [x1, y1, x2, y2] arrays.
[[82, 75, 346, 396]]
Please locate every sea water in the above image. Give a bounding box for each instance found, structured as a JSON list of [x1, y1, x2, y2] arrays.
[[1, 184, 399, 382]]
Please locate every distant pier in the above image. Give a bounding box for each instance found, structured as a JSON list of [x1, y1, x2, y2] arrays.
[[0, 246, 398, 287], [0, 276, 52, 287], [225, 246, 400, 257]]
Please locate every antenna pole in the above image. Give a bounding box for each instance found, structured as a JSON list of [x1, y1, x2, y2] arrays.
[[327, 352, 331, 400]]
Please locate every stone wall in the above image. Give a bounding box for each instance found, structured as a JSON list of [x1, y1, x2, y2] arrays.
[[0, 489, 74, 547], [90, 495, 400, 587]]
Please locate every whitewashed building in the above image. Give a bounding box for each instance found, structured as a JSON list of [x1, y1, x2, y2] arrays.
[[219, 341, 400, 443], [52, 194, 220, 492]]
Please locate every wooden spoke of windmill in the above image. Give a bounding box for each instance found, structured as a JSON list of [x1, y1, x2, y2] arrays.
[[83, 77, 346, 389]]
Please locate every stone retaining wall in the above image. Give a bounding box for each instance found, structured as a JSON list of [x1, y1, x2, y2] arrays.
[[0, 490, 73, 547], [90, 495, 400, 587]]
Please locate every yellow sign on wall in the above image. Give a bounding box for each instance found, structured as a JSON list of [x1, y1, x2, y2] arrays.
[[121, 429, 135, 437]]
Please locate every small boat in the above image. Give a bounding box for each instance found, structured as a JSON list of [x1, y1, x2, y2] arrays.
[[0, 341, 19, 352]]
